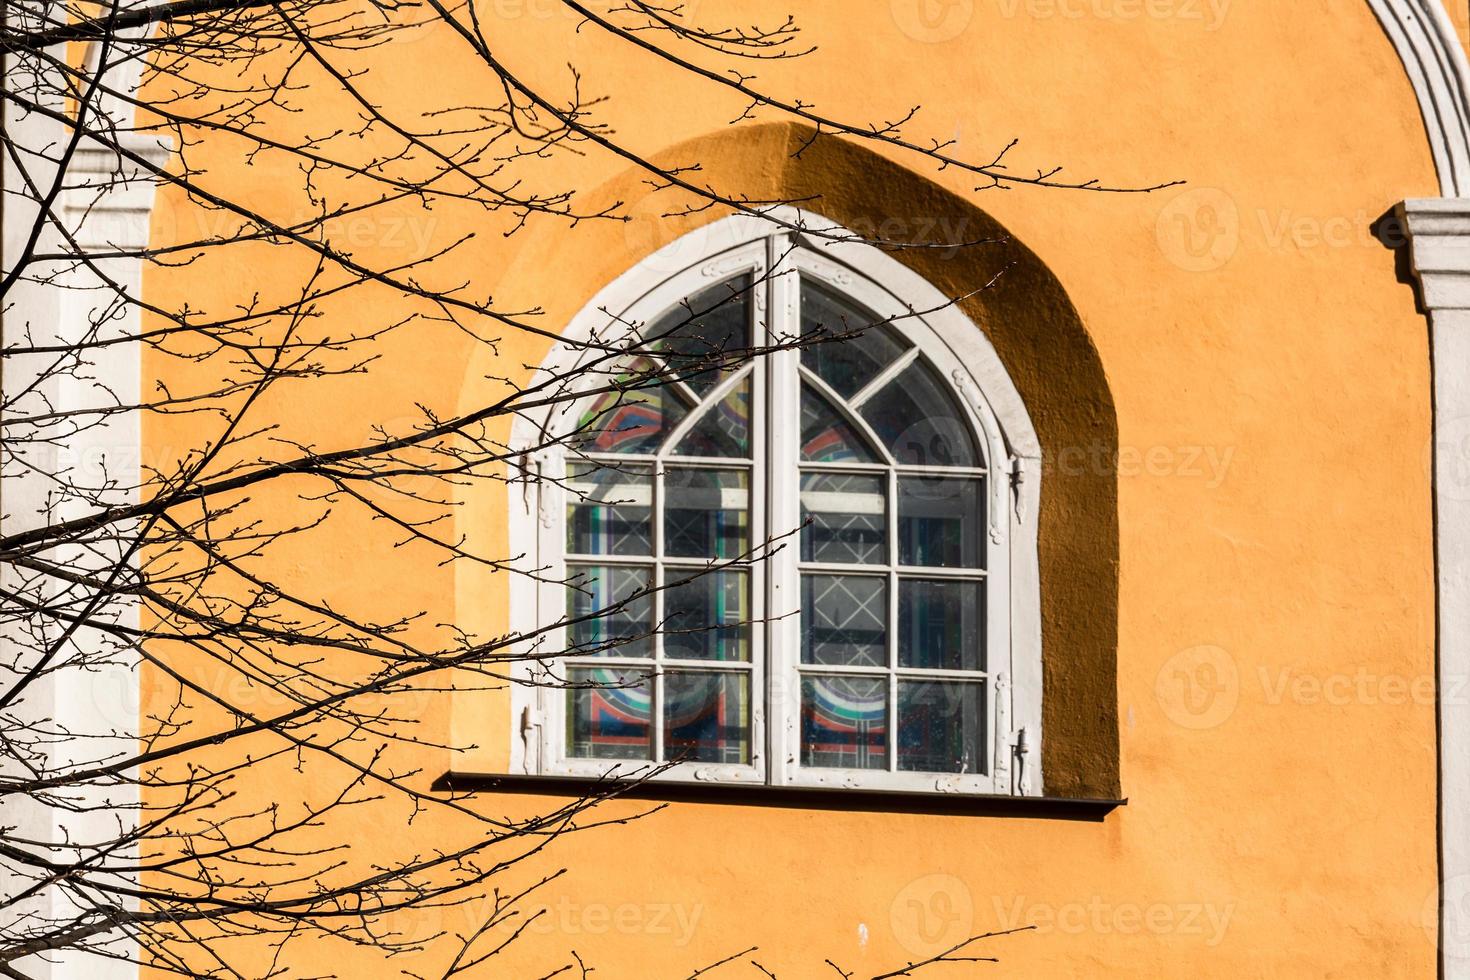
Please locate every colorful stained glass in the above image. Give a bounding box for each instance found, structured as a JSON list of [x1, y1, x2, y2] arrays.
[[859, 359, 980, 467], [663, 671, 750, 764], [663, 569, 749, 662], [565, 463, 652, 556], [800, 383, 878, 463], [576, 355, 690, 454], [800, 675, 887, 770], [664, 467, 750, 559], [565, 564, 653, 658], [559, 273, 1000, 779], [800, 279, 909, 398], [567, 667, 653, 760], [897, 680, 985, 774], [671, 374, 750, 458]]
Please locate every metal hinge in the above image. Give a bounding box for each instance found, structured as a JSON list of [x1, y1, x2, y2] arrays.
[[1013, 726, 1032, 796], [1009, 457, 1028, 523], [994, 675, 1033, 796], [519, 704, 541, 774]]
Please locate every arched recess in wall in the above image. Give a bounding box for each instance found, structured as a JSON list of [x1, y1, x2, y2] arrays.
[[453, 122, 1120, 800]]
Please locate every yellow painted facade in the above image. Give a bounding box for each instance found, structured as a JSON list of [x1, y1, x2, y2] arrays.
[[140, 2, 1444, 975]]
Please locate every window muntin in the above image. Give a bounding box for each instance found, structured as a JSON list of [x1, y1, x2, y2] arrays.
[[562, 274, 763, 771], [539, 237, 1020, 794], [791, 279, 990, 782]]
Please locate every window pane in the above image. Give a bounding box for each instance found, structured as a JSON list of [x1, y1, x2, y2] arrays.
[[647, 277, 750, 398], [801, 675, 888, 770], [664, 670, 750, 764], [800, 280, 909, 398], [898, 476, 983, 568], [566, 564, 653, 658], [899, 579, 984, 671], [802, 574, 887, 667], [568, 666, 652, 760], [859, 359, 979, 467], [897, 680, 985, 774], [663, 569, 749, 661], [800, 472, 886, 564], [576, 355, 690, 454], [800, 383, 879, 463], [671, 374, 750, 458], [665, 467, 749, 559], [566, 463, 652, 556]]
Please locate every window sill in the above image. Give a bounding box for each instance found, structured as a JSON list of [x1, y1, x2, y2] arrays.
[[432, 771, 1126, 821]]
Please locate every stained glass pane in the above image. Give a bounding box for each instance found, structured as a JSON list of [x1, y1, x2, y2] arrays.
[[898, 476, 983, 569], [663, 671, 750, 764], [800, 279, 909, 398], [665, 467, 749, 559], [899, 579, 983, 671], [576, 356, 691, 455], [568, 666, 652, 760], [802, 574, 887, 667], [897, 680, 985, 774], [566, 463, 652, 556], [800, 383, 879, 463], [800, 675, 888, 770], [663, 569, 749, 661], [671, 374, 750, 458], [859, 359, 980, 467], [565, 564, 653, 658], [647, 278, 750, 398], [800, 472, 886, 564]]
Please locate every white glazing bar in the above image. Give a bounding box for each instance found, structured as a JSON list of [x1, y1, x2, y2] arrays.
[[849, 347, 921, 409], [766, 232, 802, 785]]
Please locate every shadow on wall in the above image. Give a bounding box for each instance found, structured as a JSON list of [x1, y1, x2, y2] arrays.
[[471, 121, 1121, 798]]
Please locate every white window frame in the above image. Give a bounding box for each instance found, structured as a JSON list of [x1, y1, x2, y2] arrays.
[[507, 207, 1044, 797]]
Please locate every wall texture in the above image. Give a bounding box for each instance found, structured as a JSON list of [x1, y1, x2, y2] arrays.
[[141, 1, 1444, 975]]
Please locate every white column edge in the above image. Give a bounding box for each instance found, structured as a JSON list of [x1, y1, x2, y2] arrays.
[[1400, 197, 1470, 978]]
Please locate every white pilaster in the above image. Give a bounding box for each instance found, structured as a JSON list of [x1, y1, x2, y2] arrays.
[[1401, 197, 1470, 978], [1, 30, 165, 979]]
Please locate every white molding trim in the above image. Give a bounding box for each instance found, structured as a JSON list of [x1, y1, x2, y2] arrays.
[[1372, 4, 1470, 973], [1369, 0, 1470, 195], [1399, 198, 1470, 978]]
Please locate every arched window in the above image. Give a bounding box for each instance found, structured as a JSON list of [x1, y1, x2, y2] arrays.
[[511, 213, 1042, 797]]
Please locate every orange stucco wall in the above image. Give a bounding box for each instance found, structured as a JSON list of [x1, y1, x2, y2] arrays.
[[141, 1, 1443, 975]]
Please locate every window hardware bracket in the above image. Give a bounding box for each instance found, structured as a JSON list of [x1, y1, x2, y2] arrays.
[[519, 704, 541, 775], [1009, 456, 1028, 523]]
